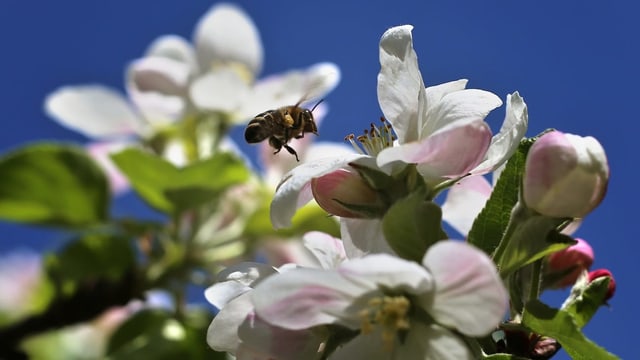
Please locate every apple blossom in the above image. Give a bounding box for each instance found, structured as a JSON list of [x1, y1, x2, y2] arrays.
[[523, 131, 609, 218], [205, 232, 346, 358], [546, 238, 594, 288], [250, 241, 507, 359], [269, 25, 527, 235]]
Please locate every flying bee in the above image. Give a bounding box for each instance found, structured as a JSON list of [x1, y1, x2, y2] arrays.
[[244, 99, 323, 162]]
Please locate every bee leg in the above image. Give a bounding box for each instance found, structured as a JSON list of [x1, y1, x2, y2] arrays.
[[283, 144, 300, 162], [295, 132, 305, 139]]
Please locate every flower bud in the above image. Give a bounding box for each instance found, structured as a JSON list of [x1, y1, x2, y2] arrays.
[[311, 168, 383, 218], [588, 269, 616, 302], [523, 131, 609, 218], [547, 238, 594, 288]]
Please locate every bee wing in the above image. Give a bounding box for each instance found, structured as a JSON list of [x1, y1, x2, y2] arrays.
[[294, 63, 341, 107]]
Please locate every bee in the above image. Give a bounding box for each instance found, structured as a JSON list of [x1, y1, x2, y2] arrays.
[[244, 99, 323, 162]]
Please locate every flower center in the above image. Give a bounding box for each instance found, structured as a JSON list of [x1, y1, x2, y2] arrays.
[[345, 117, 396, 156], [358, 295, 411, 350]]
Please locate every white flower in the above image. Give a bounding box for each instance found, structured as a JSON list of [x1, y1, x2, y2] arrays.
[[250, 241, 508, 359], [376, 25, 527, 181], [205, 232, 346, 358], [268, 25, 527, 258]]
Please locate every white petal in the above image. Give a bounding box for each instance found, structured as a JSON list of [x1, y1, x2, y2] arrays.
[[251, 268, 369, 330], [239, 62, 340, 120], [145, 34, 199, 74], [303, 231, 346, 270], [471, 91, 528, 175], [44, 85, 143, 138], [190, 68, 251, 113], [441, 176, 492, 236], [340, 218, 395, 258], [328, 329, 390, 360], [424, 79, 468, 108], [205, 262, 278, 310], [270, 155, 366, 229], [422, 89, 503, 138], [377, 25, 424, 144], [337, 254, 433, 296], [207, 292, 252, 352], [422, 241, 507, 337], [193, 3, 263, 75], [395, 323, 473, 360]]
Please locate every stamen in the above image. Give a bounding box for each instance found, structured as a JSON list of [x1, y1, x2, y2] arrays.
[[358, 295, 411, 351], [345, 117, 397, 156]]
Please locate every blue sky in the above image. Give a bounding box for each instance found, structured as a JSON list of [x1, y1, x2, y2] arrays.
[[0, 1, 637, 358]]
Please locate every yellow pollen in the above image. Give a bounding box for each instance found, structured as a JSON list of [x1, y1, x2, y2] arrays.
[[345, 117, 397, 156], [358, 295, 411, 351]]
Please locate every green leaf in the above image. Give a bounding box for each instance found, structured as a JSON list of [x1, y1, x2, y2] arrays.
[[382, 191, 447, 262], [523, 300, 619, 360], [45, 234, 135, 293], [111, 149, 249, 214], [468, 140, 532, 255], [0, 143, 109, 227], [107, 309, 221, 360], [563, 276, 611, 328]]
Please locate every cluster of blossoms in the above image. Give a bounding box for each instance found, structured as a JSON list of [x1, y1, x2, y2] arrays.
[[205, 25, 615, 359], [0, 3, 617, 360]]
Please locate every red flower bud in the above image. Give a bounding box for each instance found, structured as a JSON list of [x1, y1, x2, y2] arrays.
[[547, 238, 594, 287], [588, 269, 616, 301]]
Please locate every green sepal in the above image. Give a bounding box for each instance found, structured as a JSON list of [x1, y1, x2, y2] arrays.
[[111, 149, 249, 214], [382, 190, 448, 262], [0, 143, 109, 227], [563, 276, 611, 329], [523, 300, 619, 360], [496, 212, 573, 277]]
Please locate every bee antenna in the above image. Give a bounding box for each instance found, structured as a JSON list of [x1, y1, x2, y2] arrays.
[[310, 99, 324, 112]]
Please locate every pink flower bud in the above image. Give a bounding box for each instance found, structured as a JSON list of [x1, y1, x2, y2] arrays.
[[547, 238, 594, 287], [523, 131, 609, 218], [311, 168, 381, 218], [588, 269, 616, 301]]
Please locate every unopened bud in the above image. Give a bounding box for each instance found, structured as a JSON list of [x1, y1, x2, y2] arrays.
[[311, 168, 383, 218], [547, 238, 594, 288], [588, 269, 616, 302], [523, 131, 609, 218]]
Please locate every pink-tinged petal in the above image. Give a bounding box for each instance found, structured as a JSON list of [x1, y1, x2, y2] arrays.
[[472, 92, 528, 175], [190, 68, 251, 114], [303, 231, 346, 270], [422, 241, 507, 337], [270, 155, 366, 229], [251, 269, 369, 330], [547, 238, 594, 288], [338, 254, 433, 296], [441, 175, 492, 237], [144, 35, 199, 74], [422, 89, 503, 138], [44, 85, 143, 139], [86, 141, 132, 195], [312, 168, 379, 218], [377, 25, 424, 144], [207, 292, 253, 352], [237, 314, 325, 360], [193, 3, 263, 75], [340, 218, 395, 258], [395, 323, 473, 360], [377, 121, 492, 179]]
